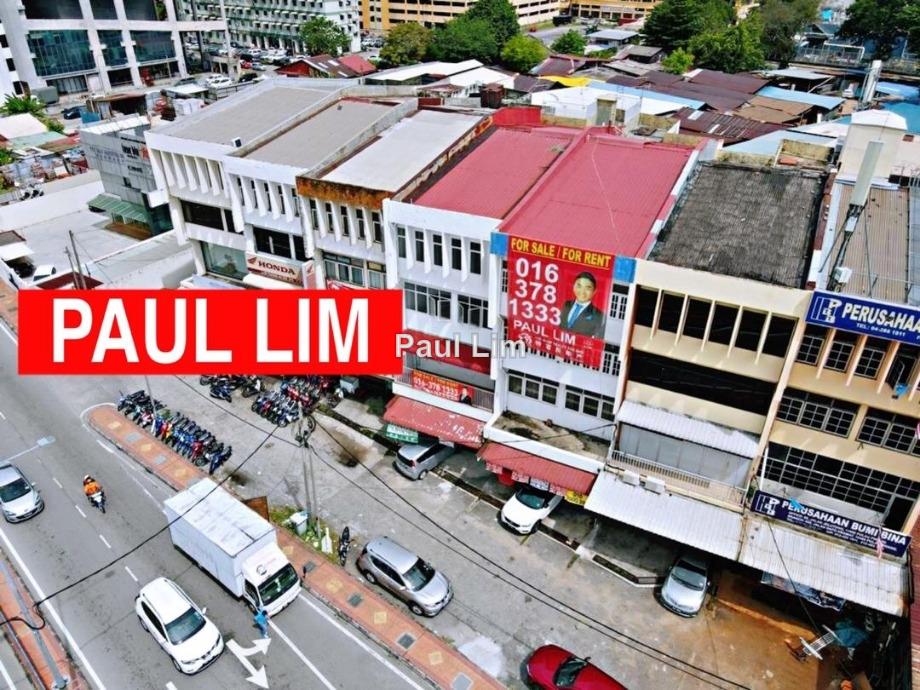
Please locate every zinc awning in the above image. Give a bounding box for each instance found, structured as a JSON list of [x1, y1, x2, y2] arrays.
[[585, 471, 744, 560], [383, 397, 484, 447], [0, 242, 33, 262], [478, 442, 598, 495], [739, 517, 908, 616], [88, 193, 148, 224]]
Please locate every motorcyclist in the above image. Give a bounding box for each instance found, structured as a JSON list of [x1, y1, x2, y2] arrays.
[[83, 475, 104, 501]]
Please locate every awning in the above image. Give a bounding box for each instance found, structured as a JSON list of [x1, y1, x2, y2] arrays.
[[383, 396, 484, 447], [0, 242, 33, 262], [403, 329, 491, 375], [180, 275, 244, 290], [242, 273, 299, 290], [478, 442, 597, 495], [739, 517, 907, 616], [584, 472, 744, 560], [617, 400, 759, 459], [88, 193, 148, 224]]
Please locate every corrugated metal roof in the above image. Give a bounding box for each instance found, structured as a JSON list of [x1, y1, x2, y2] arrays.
[[763, 67, 833, 81], [722, 129, 835, 157], [532, 56, 587, 77], [500, 132, 694, 257], [368, 60, 483, 83], [415, 126, 577, 219], [651, 163, 825, 287], [599, 80, 705, 109], [617, 401, 759, 458], [321, 109, 483, 192], [588, 29, 638, 41], [739, 518, 907, 615], [243, 99, 395, 168], [674, 108, 782, 144], [756, 86, 843, 111], [746, 95, 813, 116], [688, 69, 769, 94], [589, 82, 703, 111], [584, 472, 744, 559], [163, 85, 333, 145], [478, 442, 598, 494], [383, 396, 484, 447], [338, 54, 377, 76]]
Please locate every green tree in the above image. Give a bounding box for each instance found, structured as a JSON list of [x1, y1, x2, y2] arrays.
[[757, 0, 818, 64], [0, 95, 45, 117], [688, 16, 765, 72], [0, 148, 14, 166], [500, 34, 549, 71], [467, 0, 520, 46], [661, 47, 695, 73], [643, 0, 733, 50], [427, 16, 499, 63], [299, 17, 350, 56], [45, 118, 64, 133], [379, 23, 432, 66], [838, 0, 909, 60], [550, 29, 587, 55], [903, 3, 920, 54]]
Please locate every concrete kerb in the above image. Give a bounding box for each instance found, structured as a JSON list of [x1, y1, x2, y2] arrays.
[[84, 405, 506, 690]]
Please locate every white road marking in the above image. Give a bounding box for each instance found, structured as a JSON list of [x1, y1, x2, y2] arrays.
[[269, 621, 336, 690], [96, 440, 114, 454], [0, 321, 16, 345], [74, 505, 86, 519], [296, 594, 426, 689], [142, 488, 153, 499], [0, 650, 16, 690], [0, 525, 106, 689], [99, 535, 111, 549], [124, 566, 138, 583], [165, 683, 178, 690], [52, 477, 62, 489], [0, 410, 6, 421]]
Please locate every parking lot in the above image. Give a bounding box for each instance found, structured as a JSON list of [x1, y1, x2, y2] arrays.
[[106, 375, 829, 690]]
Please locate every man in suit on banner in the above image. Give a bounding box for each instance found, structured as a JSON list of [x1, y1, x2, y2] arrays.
[[558, 271, 606, 339]]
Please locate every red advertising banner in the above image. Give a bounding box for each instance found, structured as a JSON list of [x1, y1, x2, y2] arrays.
[[410, 370, 473, 403], [506, 237, 613, 367], [18, 289, 404, 375]]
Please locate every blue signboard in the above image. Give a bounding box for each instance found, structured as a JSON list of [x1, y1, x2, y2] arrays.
[[751, 491, 910, 558], [806, 291, 920, 346]]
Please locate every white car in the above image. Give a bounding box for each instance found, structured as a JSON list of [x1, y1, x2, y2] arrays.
[[205, 75, 233, 89], [135, 578, 224, 674], [499, 485, 563, 534]]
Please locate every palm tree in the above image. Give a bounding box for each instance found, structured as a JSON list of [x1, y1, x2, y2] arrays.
[[0, 95, 46, 117]]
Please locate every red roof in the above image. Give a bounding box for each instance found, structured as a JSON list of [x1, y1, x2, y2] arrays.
[[338, 54, 377, 76], [478, 442, 597, 495], [415, 126, 579, 219], [500, 130, 695, 257], [383, 397, 484, 447], [403, 329, 491, 375]]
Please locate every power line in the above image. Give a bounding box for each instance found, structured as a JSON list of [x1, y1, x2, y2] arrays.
[[170, 377, 748, 689]]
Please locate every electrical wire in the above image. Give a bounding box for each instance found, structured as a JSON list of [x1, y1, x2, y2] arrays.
[[171, 376, 750, 689]]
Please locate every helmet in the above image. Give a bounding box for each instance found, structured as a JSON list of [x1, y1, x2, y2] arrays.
[[83, 475, 93, 485]]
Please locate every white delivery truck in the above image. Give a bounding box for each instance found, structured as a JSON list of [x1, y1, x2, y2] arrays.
[[164, 479, 301, 616]]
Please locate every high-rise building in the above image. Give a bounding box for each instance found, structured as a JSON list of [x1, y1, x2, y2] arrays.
[[178, 0, 360, 54], [361, 0, 562, 33], [0, 0, 225, 97]]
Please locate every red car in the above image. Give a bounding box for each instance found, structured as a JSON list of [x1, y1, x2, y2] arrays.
[[525, 645, 628, 690]]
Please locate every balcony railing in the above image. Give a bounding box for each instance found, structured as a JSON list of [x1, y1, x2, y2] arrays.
[[607, 449, 746, 506], [393, 370, 494, 411]]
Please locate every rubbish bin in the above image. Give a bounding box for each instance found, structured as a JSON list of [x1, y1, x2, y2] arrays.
[[288, 510, 310, 536]]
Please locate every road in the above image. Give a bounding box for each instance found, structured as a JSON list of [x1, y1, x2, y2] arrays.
[[0, 321, 429, 690]]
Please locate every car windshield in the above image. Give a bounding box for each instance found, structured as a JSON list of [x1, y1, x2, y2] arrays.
[[671, 561, 707, 591], [258, 564, 299, 605], [402, 559, 435, 591], [553, 655, 589, 688], [0, 478, 30, 503], [165, 607, 206, 645], [516, 488, 549, 510]]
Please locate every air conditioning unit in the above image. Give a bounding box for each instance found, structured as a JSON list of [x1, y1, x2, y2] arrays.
[[621, 470, 640, 486], [644, 477, 666, 494], [833, 266, 852, 286]]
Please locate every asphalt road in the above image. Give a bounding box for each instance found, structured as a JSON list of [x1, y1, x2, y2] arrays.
[[0, 321, 428, 690]]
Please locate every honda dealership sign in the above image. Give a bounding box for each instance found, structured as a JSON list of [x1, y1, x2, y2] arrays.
[[807, 291, 920, 346]]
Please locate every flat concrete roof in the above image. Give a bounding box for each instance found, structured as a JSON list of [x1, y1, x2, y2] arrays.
[[163, 86, 332, 146], [243, 99, 396, 168], [321, 109, 483, 192]]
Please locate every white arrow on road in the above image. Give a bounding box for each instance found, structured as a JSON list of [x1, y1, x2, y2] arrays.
[[227, 638, 271, 689]]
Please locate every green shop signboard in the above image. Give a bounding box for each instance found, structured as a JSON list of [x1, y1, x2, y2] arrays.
[[384, 423, 418, 444]]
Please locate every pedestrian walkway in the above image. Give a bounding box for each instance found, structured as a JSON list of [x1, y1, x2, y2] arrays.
[[86, 404, 505, 690], [0, 278, 18, 332]]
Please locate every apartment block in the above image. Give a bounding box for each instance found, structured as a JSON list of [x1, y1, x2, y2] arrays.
[[361, 0, 563, 33]]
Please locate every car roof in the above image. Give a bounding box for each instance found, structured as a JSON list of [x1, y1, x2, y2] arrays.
[[0, 463, 24, 485], [366, 537, 419, 573], [139, 577, 194, 622], [398, 442, 442, 461], [675, 553, 708, 570]]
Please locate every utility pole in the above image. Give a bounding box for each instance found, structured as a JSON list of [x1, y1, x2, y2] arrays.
[[68, 230, 87, 290], [63, 246, 78, 282]]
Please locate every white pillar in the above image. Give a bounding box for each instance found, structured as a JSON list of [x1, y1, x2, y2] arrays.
[[112, 0, 143, 86]]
